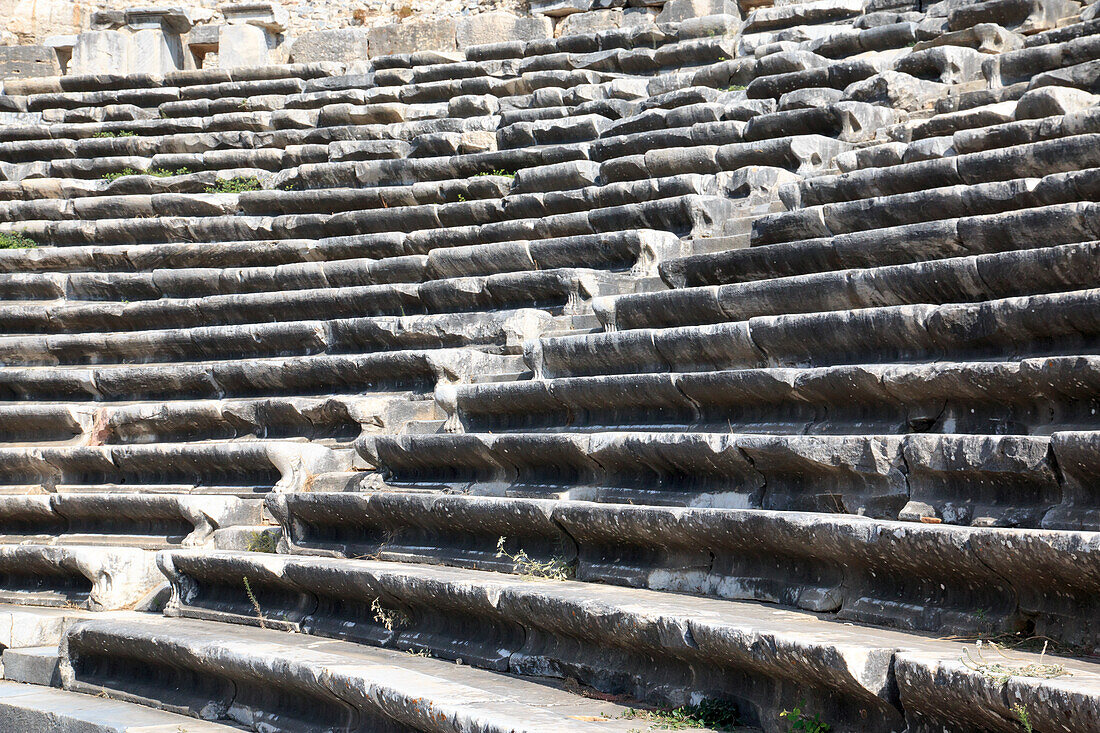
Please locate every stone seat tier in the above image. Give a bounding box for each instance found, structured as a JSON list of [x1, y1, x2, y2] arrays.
[[608, 239, 1100, 329], [529, 286, 1100, 378], [0, 348, 521, 402], [4, 193, 733, 251], [0, 544, 160, 610], [266, 490, 1100, 651], [361, 428, 1100, 530], [441, 353, 1100, 438], [791, 113, 1100, 207], [986, 31, 1100, 85], [59, 614, 671, 733], [664, 200, 1100, 287], [0, 174, 710, 229], [0, 493, 262, 548], [151, 550, 1100, 732], [0, 392, 438, 445], [0, 270, 627, 335], [0, 679, 245, 732], [754, 166, 1098, 247], [0, 172, 508, 209], [0, 308, 560, 366], [2, 63, 347, 98], [597, 134, 848, 184], [0, 440, 349, 496], [0, 230, 673, 300]]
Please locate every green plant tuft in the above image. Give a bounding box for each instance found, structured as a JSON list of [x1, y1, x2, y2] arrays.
[[246, 530, 278, 553], [92, 130, 137, 138], [0, 232, 37, 249], [206, 176, 263, 194], [242, 576, 266, 629], [496, 536, 574, 580], [475, 168, 517, 178], [1012, 704, 1032, 733], [619, 700, 739, 730], [780, 701, 830, 733]]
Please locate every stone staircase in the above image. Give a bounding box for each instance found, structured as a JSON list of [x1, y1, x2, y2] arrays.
[[0, 0, 1098, 731]]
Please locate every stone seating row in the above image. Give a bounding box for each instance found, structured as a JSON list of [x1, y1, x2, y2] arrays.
[[267, 490, 1100, 649]]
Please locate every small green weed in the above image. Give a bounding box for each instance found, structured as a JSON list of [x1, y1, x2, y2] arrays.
[[1012, 704, 1032, 733], [475, 168, 517, 178], [150, 167, 191, 178], [242, 576, 266, 629], [780, 701, 830, 733], [371, 597, 410, 631], [0, 232, 37, 249], [101, 166, 190, 182], [496, 536, 574, 580], [246, 530, 278, 553], [723, 84, 746, 91], [101, 168, 138, 182], [619, 700, 739, 730], [206, 176, 263, 194], [92, 130, 136, 138]]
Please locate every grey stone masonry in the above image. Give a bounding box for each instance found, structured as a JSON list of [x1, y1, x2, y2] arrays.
[[0, 0, 1095, 730]]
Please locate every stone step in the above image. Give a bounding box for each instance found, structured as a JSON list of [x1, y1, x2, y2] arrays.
[[4, 63, 345, 98], [0, 309, 556, 365], [0, 441, 350, 495], [0, 393, 436, 445], [598, 134, 850, 184], [608, 239, 1100, 329], [0, 544, 161, 610], [360, 428, 1100, 530], [753, 167, 1100, 247], [61, 615, 666, 733], [1, 646, 60, 686], [153, 550, 1100, 731], [0, 255, 427, 301], [0, 603, 99, 650], [443, 353, 1100, 439], [0, 494, 262, 548], [0, 348, 519, 402], [792, 120, 1100, 208], [0, 678, 245, 732], [3, 193, 735, 249], [532, 287, 1100, 379], [662, 201, 1100, 287], [271, 489, 1100, 648], [0, 272, 622, 335]]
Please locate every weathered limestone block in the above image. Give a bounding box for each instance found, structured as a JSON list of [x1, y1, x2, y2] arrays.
[[128, 28, 186, 74], [744, 0, 864, 32], [124, 7, 194, 33], [0, 545, 161, 610], [913, 22, 1024, 53], [218, 23, 273, 68], [1014, 85, 1100, 117], [0, 681, 243, 733], [657, 0, 740, 23], [290, 28, 369, 63], [895, 46, 989, 83], [220, 1, 289, 32], [845, 70, 948, 110], [531, 0, 594, 16], [456, 12, 552, 47], [557, 9, 623, 35], [68, 31, 129, 76], [947, 0, 1075, 34], [0, 45, 60, 79], [367, 19, 458, 57]]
